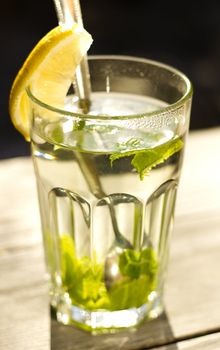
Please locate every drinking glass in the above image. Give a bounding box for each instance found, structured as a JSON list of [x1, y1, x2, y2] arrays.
[[28, 56, 192, 333]]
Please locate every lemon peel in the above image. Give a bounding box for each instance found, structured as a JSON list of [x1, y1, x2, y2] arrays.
[[9, 24, 92, 140]]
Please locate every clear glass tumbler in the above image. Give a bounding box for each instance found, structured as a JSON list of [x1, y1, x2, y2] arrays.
[[29, 56, 192, 333]]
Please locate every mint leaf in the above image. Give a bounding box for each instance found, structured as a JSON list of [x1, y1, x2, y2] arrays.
[[108, 247, 158, 309], [50, 125, 64, 144], [110, 137, 184, 180], [59, 235, 158, 311], [60, 234, 76, 288], [74, 120, 85, 131], [60, 234, 110, 310], [119, 249, 143, 278], [132, 138, 183, 180], [110, 149, 137, 165], [109, 275, 153, 309], [119, 247, 158, 279]]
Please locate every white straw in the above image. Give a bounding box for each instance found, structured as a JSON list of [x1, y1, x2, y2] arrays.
[[53, 0, 91, 112]]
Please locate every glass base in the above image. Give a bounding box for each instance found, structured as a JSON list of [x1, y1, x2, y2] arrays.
[[51, 292, 163, 334]]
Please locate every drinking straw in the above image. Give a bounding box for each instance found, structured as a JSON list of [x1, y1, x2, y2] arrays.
[[53, 0, 91, 113], [53, 0, 124, 248]]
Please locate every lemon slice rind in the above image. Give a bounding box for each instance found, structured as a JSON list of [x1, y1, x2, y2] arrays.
[[9, 24, 93, 140]]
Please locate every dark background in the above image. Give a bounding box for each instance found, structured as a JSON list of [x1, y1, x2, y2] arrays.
[[1, 0, 220, 159]]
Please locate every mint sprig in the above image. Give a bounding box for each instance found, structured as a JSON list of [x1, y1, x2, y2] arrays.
[[59, 234, 158, 311], [110, 137, 184, 180]]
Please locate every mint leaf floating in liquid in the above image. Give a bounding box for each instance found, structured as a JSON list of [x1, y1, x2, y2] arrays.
[[110, 137, 184, 180]]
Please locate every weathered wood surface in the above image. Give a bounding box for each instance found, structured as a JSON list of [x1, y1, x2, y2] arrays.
[[165, 128, 220, 338], [150, 332, 220, 350], [0, 127, 220, 349]]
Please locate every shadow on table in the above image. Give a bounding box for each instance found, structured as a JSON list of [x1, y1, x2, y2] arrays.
[[51, 310, 177, 350]]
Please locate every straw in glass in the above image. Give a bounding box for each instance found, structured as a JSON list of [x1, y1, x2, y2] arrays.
[[53, 0, 91, 113], [53, 0, 124, 246]]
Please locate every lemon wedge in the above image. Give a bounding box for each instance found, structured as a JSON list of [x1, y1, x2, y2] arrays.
[[9, 24, 92, 140]]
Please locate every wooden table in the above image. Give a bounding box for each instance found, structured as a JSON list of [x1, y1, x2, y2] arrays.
[[1, 128, 220, 349]]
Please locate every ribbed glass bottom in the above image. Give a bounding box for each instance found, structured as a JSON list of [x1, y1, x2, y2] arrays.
[[51, 292, 163, 333]]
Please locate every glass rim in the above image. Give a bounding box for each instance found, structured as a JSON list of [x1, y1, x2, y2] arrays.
[[26, 55, 193, 120]]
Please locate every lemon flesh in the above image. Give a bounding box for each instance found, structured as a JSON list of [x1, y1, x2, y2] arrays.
[[9, 24, 93, 140]]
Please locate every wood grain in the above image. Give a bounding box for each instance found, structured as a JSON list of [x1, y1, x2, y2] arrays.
[[0, 128, 220, 349], [177, 333, 220, 350], [166, 127, 220, 338], [150, 333, 220, 349]]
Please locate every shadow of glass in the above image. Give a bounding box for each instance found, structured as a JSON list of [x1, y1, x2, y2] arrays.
[[51, 309, 178, 350]]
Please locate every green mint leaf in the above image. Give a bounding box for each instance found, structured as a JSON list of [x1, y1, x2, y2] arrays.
[[119, 249, 142, 278], [109, 137, 146, 165], [110, 149, 137, 166], [60, 234, 110, 310], [49, 120, 85, 146], [109, 247, 158, 309], [109, 275, 153, 309], [59, 235, 158, 311], [119, 247, 158, 279], [110, 137, 184, 180], [60, 234, 76, 288], [50, 125, 64, 144], [140, 248, 158, 277], [74, 120, 85, 131], [132, 138, 183, 180]]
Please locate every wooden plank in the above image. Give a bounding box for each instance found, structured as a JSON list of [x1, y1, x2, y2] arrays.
[[177, 333, 220, 350], [165, 210, 220, 336], [150, 332, 220, 349], [0, 158, 49, 350], [0, 285, 49, 350], [0, 157, 41, 250], [176, 127, 220, 216], [165, 127, 220, 338], [0, 248, 49, 350], [0, 128, 220, 349]]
